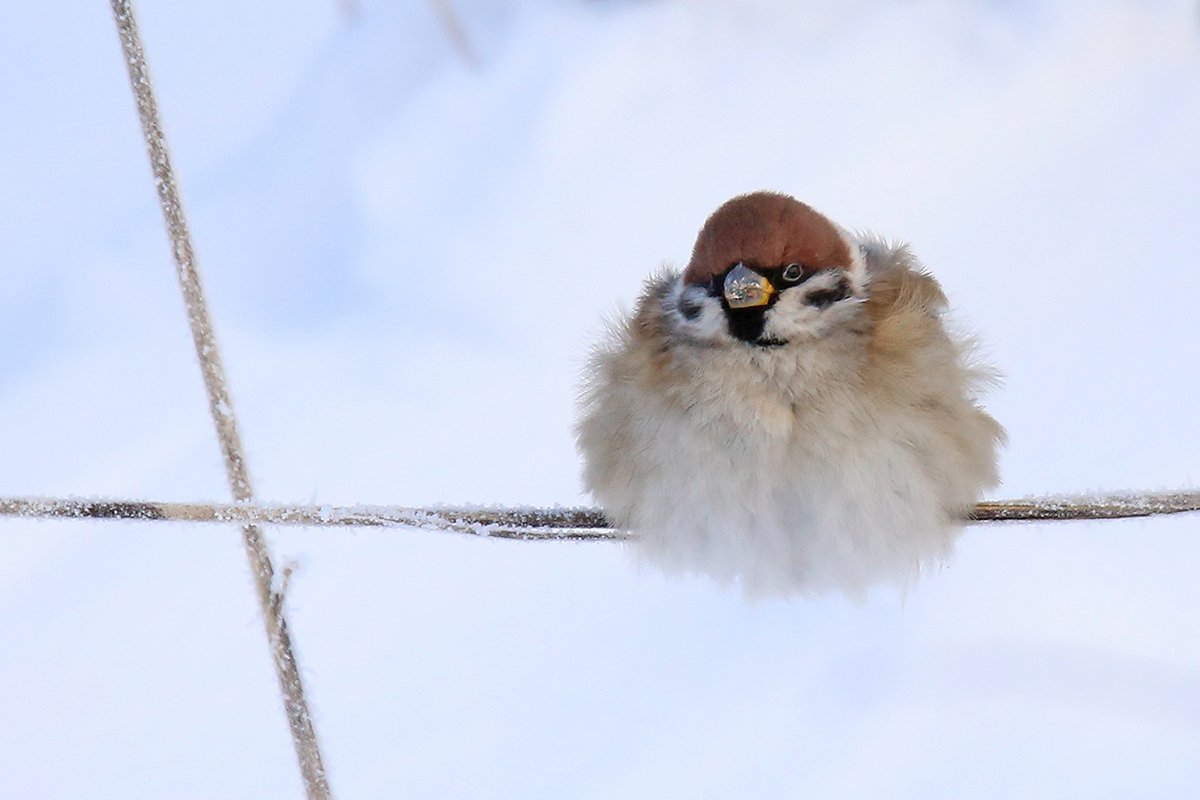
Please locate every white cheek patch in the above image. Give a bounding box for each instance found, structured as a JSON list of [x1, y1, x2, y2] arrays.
[[763, 267, 864, 342], [664, 279, 727, 343], [762, 283, 826, 341]]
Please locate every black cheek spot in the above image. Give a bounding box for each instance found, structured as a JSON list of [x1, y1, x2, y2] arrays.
[[804, 278, 850, 309], [678, 296, 702, 320]]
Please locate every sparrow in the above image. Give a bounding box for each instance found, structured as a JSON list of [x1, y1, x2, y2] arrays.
[[576, 191, 1004, 595]]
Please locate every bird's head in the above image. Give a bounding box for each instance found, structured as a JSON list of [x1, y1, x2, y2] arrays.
[[668, 192, 866, 348]]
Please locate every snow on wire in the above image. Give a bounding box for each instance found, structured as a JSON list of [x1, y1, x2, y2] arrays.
[[2, 491, 1198, 539]]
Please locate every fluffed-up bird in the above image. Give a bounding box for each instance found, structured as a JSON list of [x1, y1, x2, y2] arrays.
[[577, 191, 1004, 595]]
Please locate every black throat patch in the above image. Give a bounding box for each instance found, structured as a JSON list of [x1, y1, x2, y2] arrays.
[[723, 306, 772, 344], [707, 264, 795, 346]]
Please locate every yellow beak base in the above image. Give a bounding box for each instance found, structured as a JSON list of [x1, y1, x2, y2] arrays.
[[723, 263, 775, 309]]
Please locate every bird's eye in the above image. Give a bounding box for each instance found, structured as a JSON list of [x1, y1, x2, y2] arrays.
[[781, 263, 805, 283]]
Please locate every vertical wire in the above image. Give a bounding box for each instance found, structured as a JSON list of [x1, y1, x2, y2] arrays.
[[107, 2, 332, 796]]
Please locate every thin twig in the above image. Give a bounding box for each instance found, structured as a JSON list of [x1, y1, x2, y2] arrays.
[[971, 493, 1200, 521], [107, 2, 331, 797], [2, 491, 1196, 538], [0, 496, 623, 539]]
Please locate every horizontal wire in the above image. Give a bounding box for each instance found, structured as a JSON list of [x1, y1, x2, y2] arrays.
[[2, 490, 1197, 539]]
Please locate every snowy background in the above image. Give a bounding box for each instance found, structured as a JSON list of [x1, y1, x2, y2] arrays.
[[2, 0, 1199, 796]]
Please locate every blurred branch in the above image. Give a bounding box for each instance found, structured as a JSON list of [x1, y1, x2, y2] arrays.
[[2, 490, 1197, 538], [430, 0, 478, 67]]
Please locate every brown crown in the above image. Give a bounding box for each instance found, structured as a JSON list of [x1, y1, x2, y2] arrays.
[[682, 192, 852, 286]]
